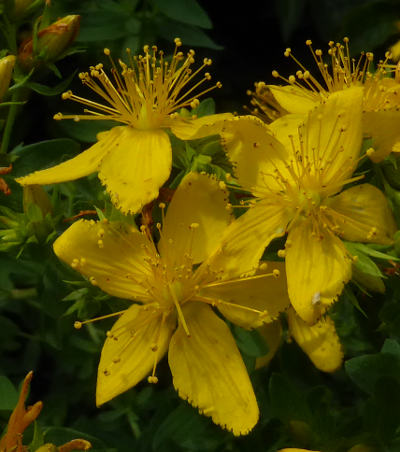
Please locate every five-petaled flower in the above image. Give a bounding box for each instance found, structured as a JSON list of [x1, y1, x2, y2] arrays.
[[216, 88, 396, 324], [16, 39, 232, 214], [249, 38, 400, 162], [53, 172, 290, 435]]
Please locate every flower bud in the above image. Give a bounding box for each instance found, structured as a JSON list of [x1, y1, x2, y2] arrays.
[[0, 55, 16, 102], [18, 15, 80, 71], [23, 184, 52, 217], [12, 0, 45, 21]]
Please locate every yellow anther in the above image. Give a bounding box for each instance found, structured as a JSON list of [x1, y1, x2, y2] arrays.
[[190, 222, 199, 229], [97, 239, 104, 248], [277, 249, 286, 258], [159, 202, 166, 209], [156, 222, 162, 230], [147, 376, 158, 384], [272, 70, 279, 78], [366, 147, 375, 157], [259, 262, 268, 271], [74, 321, 82, 329], [272, 269, 280, 278], [53, 113, 63, 120], [71, 258, 79, 268], [288, 75, 296, 84], [219, 181, 226, 189], [284, 48, 291, 57], [306, 39, 312, 46], [216, 81, 222, 88], [104, 48, 110, 55], [89, 276, 98, 286]]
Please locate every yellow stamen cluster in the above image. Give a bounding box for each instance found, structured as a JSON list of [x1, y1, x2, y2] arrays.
[[54, 38, 222, 130]]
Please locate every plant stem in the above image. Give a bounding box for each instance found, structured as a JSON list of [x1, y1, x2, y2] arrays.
[[0, 88, 20, 154]]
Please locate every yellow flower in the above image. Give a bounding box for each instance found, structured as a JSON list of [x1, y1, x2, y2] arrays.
[[53, 172, 290, 435], [249, 38, 400, 162], [217, 88, 396, 324], [16, 39, 232, 214]]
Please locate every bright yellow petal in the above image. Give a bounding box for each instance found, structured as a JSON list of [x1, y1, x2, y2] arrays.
[[53, 219, 155, 301], [268, 113, 306, 152], [199, 261, 289, 329], [98, 127, 171, 214], [363, 110, 400, 162], [326, 183, 396, 245], [168, 113, 233, 140], [278, 449, 321, 452], [158, 172, 231, 267], [268, 84, 320, 114], [221, 115, 290, 194], [168, 302, 259, 435], [96, 305, 175, 405], [15, 126, 121, 186], [255, 320, 282, 369], [300, 87, 363, 191], [285, 219, 352, 324], [287, 308, 343, 373], [201, 200, 290, 280]]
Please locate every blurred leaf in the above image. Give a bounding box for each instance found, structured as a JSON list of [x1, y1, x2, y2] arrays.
[[233, 325, 270, 358], [269, 373, 310, 422], [55, 120, 117, 143], [275, 0, 306, 41], [24, 71, 77, 96], [345, 339, 400, 394], [0, 375, 18, 410], [153, 0, 212, 29], [153, 403, 224, 451], [158, 19, 222, 50], [11, 139, 81, 176]]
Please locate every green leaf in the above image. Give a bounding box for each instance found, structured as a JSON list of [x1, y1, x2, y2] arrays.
[[233, 325, 270, 358], [11, 138, 81, 177], [158, 20, 222, 50], [153, 404, 224, 451], [24, 71, 77, 96], [153, 0, 212, 29], [345, 339, 400, 394], [55, 120, 117, 143], [0, 375, 18, 410], [269, 373, 310, 422], [274, 0, 306, 41], [191, 98, 216, 117]]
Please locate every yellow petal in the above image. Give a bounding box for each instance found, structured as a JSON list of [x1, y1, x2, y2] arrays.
[[168, 302, 259, 435], [278, 449, 321, 452], [168, 113, 233, 140], [268, 113, 306, 152], [98, 127, 171, 214], [255, 320, 282, 369], [300, 87, 363, 191], [221, 115, 290, 194], [363, 110, 400, 162], [268, 84, 320, 113], [199, 261, 289, 329], [158, 172, 231, 267], [287, 308, 343, 373], [327, 184, 396, 245], [53, 219, 154, 301], [15, 126, 121, 186], [97, 305, 175, 405], [285, 219, 352, 324], [202, 200, 289, 280]]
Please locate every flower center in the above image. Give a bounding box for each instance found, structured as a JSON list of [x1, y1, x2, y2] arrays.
[[54, 38, 222, 130]]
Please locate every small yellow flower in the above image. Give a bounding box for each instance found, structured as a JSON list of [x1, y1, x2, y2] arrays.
[[16, 40, 231, 214], [53, 172, 290, 435], [0, 55, 16, 102], [250, 38, 400, 162], [217, 88, 396, 324]]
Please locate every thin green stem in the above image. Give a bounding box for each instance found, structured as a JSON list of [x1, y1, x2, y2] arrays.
[[0, 88, 20, 153]]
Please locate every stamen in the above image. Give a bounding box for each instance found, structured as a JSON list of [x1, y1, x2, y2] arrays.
[[73, 310, 127, 329]]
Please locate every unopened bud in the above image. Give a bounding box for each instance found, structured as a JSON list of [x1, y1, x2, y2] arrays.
[[0, 55, 16, 102], [18, 15, 81, 71], [11, 0, 45, 21], [23, 184, 52, 217]]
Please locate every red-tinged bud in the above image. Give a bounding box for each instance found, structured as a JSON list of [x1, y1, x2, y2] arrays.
[[0, 55, 16, 101], [18, 15, 80, 71]]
